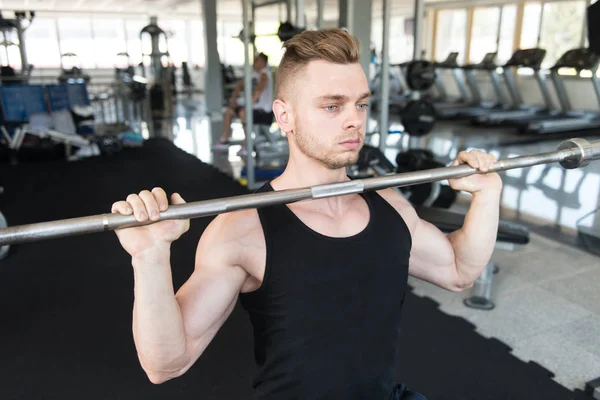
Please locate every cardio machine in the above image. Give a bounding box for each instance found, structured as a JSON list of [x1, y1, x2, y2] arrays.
[[519, 48, 600, 134], [474, 48, 556, 125], [434, 52, 508, 119], [431, 52, 470, 107]]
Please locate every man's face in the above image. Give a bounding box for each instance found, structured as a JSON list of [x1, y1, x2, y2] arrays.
[[291, 60, 370, 170]]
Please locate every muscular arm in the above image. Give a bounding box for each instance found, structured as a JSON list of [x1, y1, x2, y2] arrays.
[[379, 188, 500, 292], [131, 212, 253, 383]]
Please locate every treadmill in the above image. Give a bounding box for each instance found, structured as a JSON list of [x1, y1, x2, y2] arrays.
[[435, 52, 509, 119], [431, 52, 470, 106], [474, 48, 557, 125], [520, 48, 600, 134]]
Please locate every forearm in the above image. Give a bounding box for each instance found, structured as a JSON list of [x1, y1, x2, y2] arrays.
[[131, 247, 188, 378], [447, 190, 501, 287]]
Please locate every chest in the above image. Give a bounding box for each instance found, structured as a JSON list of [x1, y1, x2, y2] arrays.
[[286, 197, 371, 238]]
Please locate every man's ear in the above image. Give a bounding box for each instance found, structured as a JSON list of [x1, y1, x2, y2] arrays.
[[273, 99, 294, 134]]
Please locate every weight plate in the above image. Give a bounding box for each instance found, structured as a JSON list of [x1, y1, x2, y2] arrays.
[[0, 211, 9, 261], [400, 100, 436, 137], [405, 61, 436, 91]]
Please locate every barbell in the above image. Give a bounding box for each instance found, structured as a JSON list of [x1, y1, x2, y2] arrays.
[[237, 21, 304, 43], [0, 138, 598, 247]]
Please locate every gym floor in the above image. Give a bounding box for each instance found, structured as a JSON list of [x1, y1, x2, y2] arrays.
[[166, 94, 600, 392]]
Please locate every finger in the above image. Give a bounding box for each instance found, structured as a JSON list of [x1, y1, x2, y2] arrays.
[[480, 153, 496, 172], [126, 194, 148, 222], [473, 151, 489, 172], [151, 187, 169, 212], [138, 190, 161, 221], [484, 154, 497, 171], [457, 151, 480, 169], [111, 201, 133, 215], [171, 193, 187, 205]]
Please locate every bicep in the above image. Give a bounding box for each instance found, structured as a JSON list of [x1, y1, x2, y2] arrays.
[[377, 189, 458, 289], [408, 218, 458, 290]]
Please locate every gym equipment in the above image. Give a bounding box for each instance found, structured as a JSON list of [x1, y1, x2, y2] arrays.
[[0, 11, 34, 82], [140, 16, 174, 117], [0, 187, 8, 260], [473, 48, 556, 125], [400, 100, 436, 137], [399, 60, 437, 137], [520, 48, 600, 134], [435, 52, 507, 119], [237, 21, 304, 43], [405, 61, 436, 92], [431, 52, 470, 104], [369, 53, 408, 112], [58, 53, 90, 84], [395, 149, 457, 208], [0, 138, 598, 246]]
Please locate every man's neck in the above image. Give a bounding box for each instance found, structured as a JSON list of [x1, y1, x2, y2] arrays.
[[273, 158, 348, 189], [271, 155, 354, 211]]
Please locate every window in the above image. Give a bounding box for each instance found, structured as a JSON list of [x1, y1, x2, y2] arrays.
[[520, 2, 542, 49], [220, 21, 244, 66], [189, 20, 205, 67], [539, 0, 587, 68], [389, 16, 413, 64], [58, 17, 96, 69], [254, 21, 284, 66], [498, 5, 517, 63], [92, 18, 127, 68], [371, 16, 414, 64], [469, 7, 501, 64], [160, 19, 187, 66], [24, 18, 61, 68], [435, 9, 467, 63], [125, 19, 148, 66]]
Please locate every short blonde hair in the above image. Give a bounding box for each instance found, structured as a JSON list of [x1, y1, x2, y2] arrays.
[[276, 28, 361, 99]]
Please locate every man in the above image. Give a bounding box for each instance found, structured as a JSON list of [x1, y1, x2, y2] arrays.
[[213, 52, 274, 150], [111, 29, 502, 399]]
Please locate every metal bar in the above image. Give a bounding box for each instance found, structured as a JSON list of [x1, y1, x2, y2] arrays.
[[16, 18, 28, 74], [316, 0, 324, 29], [465, 7, 474, 63], [295, 0, 305, 26], [1, 139, 599, 246], [537, 0, 545, 47], [242, 0, 256, 188], [252, 0, 288, 8], [378, 0, 391, 152], [413, 0, 425, 60], [287, 0, 293, 22], [495, 5, 503, 54], [582, 0, 592, 48]]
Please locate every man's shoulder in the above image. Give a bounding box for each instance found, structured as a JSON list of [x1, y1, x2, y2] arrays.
[[198, 209, 265, 271], [208, 209, 263, 243]]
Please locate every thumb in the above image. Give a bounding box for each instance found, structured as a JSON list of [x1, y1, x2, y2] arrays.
[[171, 193, 187, 205]]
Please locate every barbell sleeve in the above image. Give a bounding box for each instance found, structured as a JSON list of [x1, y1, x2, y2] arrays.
[[0, 138, 598, 246]]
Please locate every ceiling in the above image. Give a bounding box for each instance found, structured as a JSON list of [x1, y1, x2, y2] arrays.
[[0, 0, 510, 19]]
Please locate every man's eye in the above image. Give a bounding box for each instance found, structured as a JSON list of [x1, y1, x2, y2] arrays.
[[326, 105, 338, 112], [357, 103, 369, 110]]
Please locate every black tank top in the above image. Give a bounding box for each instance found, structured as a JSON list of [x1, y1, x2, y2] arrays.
[[239, 182, 412, 399]]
